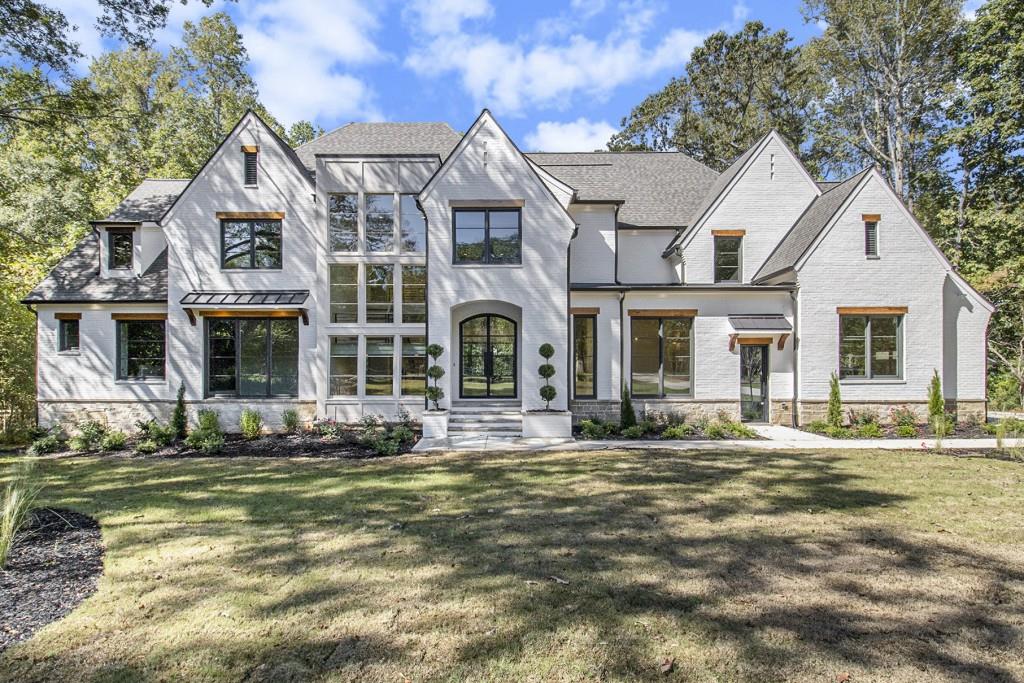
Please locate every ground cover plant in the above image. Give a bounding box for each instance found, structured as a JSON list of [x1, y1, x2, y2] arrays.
[[0, 447, 1021, 681], [577, 410, 759, 441]]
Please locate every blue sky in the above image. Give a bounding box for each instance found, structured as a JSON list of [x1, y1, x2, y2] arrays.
[[54, 0, 981, 151]]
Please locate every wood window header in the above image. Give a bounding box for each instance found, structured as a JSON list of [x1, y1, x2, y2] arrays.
[[628, 309, 697, 318], [55, 313, 81, 321], [711, 229, 746, 237], [111, 313, 167, 321], [216, 211, 285, 220], [737, 336, 773, 345], [836, 306, 907, 315], [240, 145, 259, 153], [862, 214, 881, 222], [198, 309, 301, 319], [570, 307, 600, 315]]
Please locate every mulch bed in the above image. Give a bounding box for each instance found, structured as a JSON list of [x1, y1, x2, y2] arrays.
[[164, 433, 415, 459], [801, 423, 991, 440], [0, 508, 103, 652]]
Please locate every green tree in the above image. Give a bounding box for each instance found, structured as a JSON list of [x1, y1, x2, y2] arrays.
[[287, 120, 325, 147], [610, 21, 820, 171], [827, 372, 843, 428]]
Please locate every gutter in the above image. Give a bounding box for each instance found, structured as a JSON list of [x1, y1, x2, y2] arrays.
[[571, 284, 797, 292]]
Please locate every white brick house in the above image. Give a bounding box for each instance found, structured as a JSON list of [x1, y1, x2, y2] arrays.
[[24, 109, 993, 436]]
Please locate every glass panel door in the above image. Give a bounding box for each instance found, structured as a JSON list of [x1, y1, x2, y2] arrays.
[[460, 315, 517, 398], [488, 316, 516, 398], [460, 316, 489, 397], [739, 344, 768, 422]]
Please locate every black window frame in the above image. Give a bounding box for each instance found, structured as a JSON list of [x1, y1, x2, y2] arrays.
[[328, 193, 359, 253], [328, 335, 358, 397], [452, 208, 522, 265], [400, 335, 427, 397], [244, 150, 258, 186], [108, 229, 134, 270], [58, 318, 79, 352], [220, 219, 283, 270], [713, 235, 742, 283], [399, 194, 426, 253], [573, 314, 597, 399], [838, 314, 903, 380], [116, 319, 165, 381], [203, 316, 299, 398], [865, 220, 879, 258], [630, 316, 694, 398]]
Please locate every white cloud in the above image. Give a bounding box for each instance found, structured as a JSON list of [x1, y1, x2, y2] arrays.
[[570, 0, 608, 19], [962, 0, 985, 20], [404, 1, 715, 115], [524, 117, 616, 152], [404, 0, 493, 35]]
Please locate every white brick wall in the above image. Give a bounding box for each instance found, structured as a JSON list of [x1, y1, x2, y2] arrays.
[[618, 230, 679, 284], [568, 205, 615, 284]]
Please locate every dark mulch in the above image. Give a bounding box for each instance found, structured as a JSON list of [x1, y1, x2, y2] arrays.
[[170, 433, 387, 459], [800, 423, 992, 440], [0, 508, 103, 652]]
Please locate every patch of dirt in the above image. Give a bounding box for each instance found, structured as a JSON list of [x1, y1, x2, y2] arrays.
[[0, 508, 103, 652]]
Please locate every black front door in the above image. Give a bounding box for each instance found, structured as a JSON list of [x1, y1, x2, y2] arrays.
[[460, 315, 517, 398], [740, 344, 769, 422]]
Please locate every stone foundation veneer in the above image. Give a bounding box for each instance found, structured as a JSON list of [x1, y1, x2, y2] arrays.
[[39, 400, 317, 433], [797, 400, 987, 425], [572, 399, 744, 424]]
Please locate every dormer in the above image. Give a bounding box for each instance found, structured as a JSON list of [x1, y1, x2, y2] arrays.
[[96, 178, 189, 279], [96, 223, 139, 279]]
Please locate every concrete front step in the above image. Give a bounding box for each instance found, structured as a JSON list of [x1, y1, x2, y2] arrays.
[[450, 413, 523, 422], [448, 421, 522, 431], [447, 430, 523, 438]]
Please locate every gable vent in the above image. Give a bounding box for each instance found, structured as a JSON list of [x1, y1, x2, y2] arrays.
[[242, 146, 258, 186], [864, 219, 879, 257]]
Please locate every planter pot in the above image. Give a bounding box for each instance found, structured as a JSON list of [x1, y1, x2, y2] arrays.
[[422, 411, 449, 439], [522, 411, 573, 438]]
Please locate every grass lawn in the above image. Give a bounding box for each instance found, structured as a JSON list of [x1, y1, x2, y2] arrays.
[[1, 448, 1022, 682]]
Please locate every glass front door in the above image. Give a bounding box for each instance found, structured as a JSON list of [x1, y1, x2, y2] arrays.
[[740, 344, 769, 422], [460, 315, 517, 398]]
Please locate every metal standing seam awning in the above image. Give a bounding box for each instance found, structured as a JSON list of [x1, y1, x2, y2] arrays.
[[727, 314, 793, 351], [179, 290, 311, 325]]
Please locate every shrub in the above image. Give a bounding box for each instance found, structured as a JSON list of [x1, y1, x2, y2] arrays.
[[137, 420, 176, 447], [722, 421, 758, 439], [848, 408, 879, 427], [135, 439, 159, 455], [240, 409, 263, 440], [989, 373, 1022, 411], [856, 423, 884, 438], [620, 386, 637, 430], [311, 418, 344, 439], [702, 422, 726, 439], [888, 406, 918, 427], [100, 430, 127, 451], [824, 425, 853, 439], [895, 424, 919, 438], [537, 343, 557, 409], [0, 461, 42, 568], [426, 344, 446, 410], [185, 409, 225, 454], [827, 372, 843, 427], [621, 425, 645, 439], [928, 370, 944, 422], [197, 410, 220, 432], [662, 423, 696, 439], [358, 414, 413, 456], [579, 419, 607, 439], [805, 420, 829, 434], [171, 383, 187, 439], [28, 429, 66, 455], [281, 409, 300, 434], [70, 420, 107, 452]]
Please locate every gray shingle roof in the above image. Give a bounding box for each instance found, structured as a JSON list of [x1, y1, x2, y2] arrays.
[[527, 152, 718, 228], [753, 168, 872, 282], [22, 232, 168, 303], [295, 122, 463, 168], [104, 179, 190, 222]]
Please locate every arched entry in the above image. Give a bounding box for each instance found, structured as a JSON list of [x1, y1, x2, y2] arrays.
[[460, 314, 517, 398]]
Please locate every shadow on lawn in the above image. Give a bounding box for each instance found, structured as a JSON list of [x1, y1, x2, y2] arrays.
[[6, 449, 1023, 682]]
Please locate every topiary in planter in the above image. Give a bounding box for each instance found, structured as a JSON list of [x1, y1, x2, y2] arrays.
[[538, 343, 556, 410], [426, 344, 446, 411]]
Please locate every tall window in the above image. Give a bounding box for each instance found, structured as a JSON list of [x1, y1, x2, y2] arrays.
[[329, 336, 357, 396], [243, 150, 258, 185], [630, 317, 692, 397], [329, 194, 358, 252], [714, 236, 741, 283], [329, 264, 358, 323], [400, 194, 426, 253], [58, 318, 79, 352], [401, 265, 426, 323], [573, 315, 596, 399], [117, 320, 165, 380], [453, 208, 521, 264], [108, 230, 133, 270], [401, 336, 426, 396], [205, 317, 298, 397], [221, 219, 282, 269], [366, 265, 394, 323], [865, 221, 879, 257], [839, 315, 902, 379], [365, 336, 394, 396], [365, 194, 394, 252]]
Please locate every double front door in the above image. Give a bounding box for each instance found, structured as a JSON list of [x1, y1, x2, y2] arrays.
[[460, 314, 517, 398]]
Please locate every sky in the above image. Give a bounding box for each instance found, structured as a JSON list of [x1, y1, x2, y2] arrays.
[[54, 0, 985, 152]]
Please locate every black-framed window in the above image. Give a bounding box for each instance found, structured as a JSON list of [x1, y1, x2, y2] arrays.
[[366, 264, 394, 323], [329, 336, 357, 396], [116, 320, 165, 380], [865, 221, 879, 257], [839, 315, 902, 379], [365, 336, 393, 396], [400, 194, 425, 253], [401, 265, 426, 323], [453, 208, 521, 264], [108, 230, 133, 270], [221, 219, 282, 269], [714, 236, 741, 282], [630, 317, 692, 397], [329, 194, 358, 252], [366, 194, 395, 252], [329, 264, 358, 323], [401, 336, 426, 396], [573, 315, 596, 399], [244, 150, 258, 185], [58, 319, 79, 352], [206, 317, 298, 397]]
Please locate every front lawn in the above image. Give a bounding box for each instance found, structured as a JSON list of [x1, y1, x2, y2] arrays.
[[1, 449, 1022, 682]]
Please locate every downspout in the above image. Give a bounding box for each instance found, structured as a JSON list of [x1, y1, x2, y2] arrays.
[[417, 197, 431, 413], [790, 287, 799, 427], [567, 220, 579, 412], [613, 205, 624, 398], [26, 303, 38, 428]]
